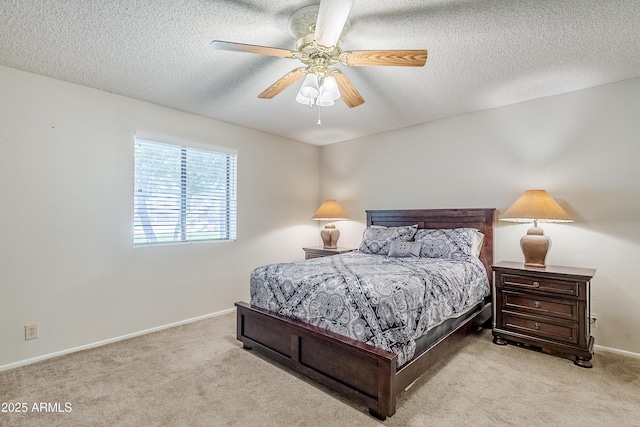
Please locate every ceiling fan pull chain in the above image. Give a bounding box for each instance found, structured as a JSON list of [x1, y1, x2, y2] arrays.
[[317, 106, 322, 126]]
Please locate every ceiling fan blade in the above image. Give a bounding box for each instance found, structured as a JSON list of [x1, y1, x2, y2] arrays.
[[211, 40, 296, 59], [341, 50, 428, 67], [332, 70, 364, 108], [314, 0, 353, 48], [258, 68, 305, 99]]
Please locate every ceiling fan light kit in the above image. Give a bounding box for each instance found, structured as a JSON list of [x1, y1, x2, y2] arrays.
[[211, 0, 428, 110], [298, 73, 340, 107]]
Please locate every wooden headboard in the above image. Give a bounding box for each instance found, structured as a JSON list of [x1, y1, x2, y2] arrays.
[[366, 208, 495, 285]]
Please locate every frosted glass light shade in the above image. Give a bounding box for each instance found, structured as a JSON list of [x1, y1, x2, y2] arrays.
[[296, 91, 314, 105], [316, 94, 335, 106], [299, 73, 320, 99], [320, 75, 340, 101]]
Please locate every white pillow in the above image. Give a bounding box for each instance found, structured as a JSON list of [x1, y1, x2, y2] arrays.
[[472, 231, 485, 258]]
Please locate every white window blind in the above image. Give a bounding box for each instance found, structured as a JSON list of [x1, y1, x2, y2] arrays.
[[134, 137, 237, 246]]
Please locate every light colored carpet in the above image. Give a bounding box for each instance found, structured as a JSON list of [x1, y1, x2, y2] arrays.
[[1, 312, 639, 427]]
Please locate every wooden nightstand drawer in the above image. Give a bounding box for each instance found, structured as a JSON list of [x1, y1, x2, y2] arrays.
[[503, 312, 578, 344], [492, 261, 596, 367], [502, 292, 578, 321], [501, 273, 578, 297]]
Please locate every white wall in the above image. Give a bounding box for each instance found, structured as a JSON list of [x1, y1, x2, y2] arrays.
[[0, 66, 320, 368], [2, 64, 637, 368], [320, 78, 640, 355]]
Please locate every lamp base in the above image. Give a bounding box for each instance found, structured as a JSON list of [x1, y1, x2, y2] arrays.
[[320, 223, 340, 249], [520, 225, 551, 268]]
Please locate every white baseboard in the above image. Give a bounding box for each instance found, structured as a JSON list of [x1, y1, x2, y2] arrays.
[[0, 308, 235, 372], [3, 310, 638, 372], [594, 344, 640, 359]]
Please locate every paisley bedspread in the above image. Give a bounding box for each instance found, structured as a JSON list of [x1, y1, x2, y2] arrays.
[[250, 251, 490, 366]]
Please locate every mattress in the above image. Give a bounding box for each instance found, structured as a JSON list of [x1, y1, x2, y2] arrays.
[[250, 251, 490, 366], [412, 300, 483, 361]]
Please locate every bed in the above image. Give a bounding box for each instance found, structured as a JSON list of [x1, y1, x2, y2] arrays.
[[235, 208, 495, 419]]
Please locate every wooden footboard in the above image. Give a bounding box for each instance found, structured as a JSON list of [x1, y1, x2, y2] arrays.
[[236, 300, 492, 419], [235, 301, 398, 418]]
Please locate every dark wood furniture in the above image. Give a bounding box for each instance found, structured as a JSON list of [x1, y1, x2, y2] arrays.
[[492, 261, 596, 367], [236, 208, 495, 419], [303, 246, 355, 259]]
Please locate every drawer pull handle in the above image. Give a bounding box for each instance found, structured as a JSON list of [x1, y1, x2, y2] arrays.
[[534, 322, 540, 330], [533, 281, 541, 288], [534, 301, 541, 308]]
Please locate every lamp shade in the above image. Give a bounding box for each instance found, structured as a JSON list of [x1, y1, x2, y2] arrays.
[[500, 190, 573, 223], [500, 190, 573, 268], [312, 200, 348, 249], [311, 199, 349, 221]]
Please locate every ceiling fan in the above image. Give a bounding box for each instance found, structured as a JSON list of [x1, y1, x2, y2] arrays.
[[211, 0, 428, 108]]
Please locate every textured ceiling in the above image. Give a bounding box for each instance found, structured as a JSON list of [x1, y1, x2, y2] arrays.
[[2, 0, 640, 146]]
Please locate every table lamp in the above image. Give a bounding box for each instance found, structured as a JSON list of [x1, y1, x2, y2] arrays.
[[500, 190, 574, 268], [311, 200, 349, 249]]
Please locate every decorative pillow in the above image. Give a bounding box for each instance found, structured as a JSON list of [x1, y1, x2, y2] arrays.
[[358, 224, 418, 255], [414, 228, 479, 259], [388, 241, 422, 258]]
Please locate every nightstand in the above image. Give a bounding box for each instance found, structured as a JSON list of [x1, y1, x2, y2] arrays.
[[492, 261, 596, 368], [303, 246, 355, 260]]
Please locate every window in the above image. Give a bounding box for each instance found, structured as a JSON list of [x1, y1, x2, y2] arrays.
[[134, 136, 237, 246]]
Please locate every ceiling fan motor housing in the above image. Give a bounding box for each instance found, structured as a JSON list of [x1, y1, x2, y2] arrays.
[[288, 5, 351, 42]]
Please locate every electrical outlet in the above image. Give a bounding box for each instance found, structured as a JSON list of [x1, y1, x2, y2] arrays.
[[25, 323, 39, 340], [590, 313, 598, 328]]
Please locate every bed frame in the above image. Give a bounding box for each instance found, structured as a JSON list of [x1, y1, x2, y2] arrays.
[[235, 208, 495, 419]]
